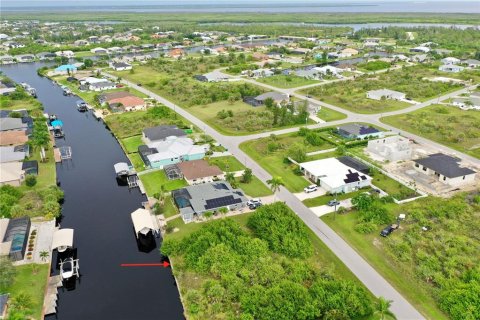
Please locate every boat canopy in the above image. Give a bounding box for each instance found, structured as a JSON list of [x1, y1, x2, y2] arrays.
[[51, 120, 63, 128], [114, 162, 129, 175], [52, 228, 74, 251], [131, 208, 157, 237]]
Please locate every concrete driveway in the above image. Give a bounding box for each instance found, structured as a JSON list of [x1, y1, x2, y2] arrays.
[[310, 199, 353, 217], [294, 188, 327, 201]]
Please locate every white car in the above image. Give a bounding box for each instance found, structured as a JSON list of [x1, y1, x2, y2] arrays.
[[247, 198, 262, 206], [304, 185, 318, 193]]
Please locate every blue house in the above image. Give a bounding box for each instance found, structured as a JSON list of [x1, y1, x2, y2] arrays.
[[55, 64, 77, 74]]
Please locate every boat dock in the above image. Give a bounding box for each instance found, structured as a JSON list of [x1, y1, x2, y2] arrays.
[[43, 275, 62, 316]]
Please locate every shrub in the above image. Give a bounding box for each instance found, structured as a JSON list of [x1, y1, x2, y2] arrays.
[[354, 221, 378, 234]]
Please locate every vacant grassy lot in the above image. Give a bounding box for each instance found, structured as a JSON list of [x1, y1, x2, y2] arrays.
[[6, 264, 49, 320], [0, 90, 43, 111], [139, 170, 188, 196], [207, 155, 245, 172], [303, 65, 466, 114], [240, 132, 336, 192], [370, 170, 418, 200], [256, 74, 319, 88], [121, 135, 143, 153], [320, 193, 480, 320], [382, 104, 480, 159], [236, 175, 272, 198], [316, 106, 347, 122]]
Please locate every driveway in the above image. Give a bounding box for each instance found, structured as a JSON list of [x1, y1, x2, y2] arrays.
[[310, 199, 352, 217], [294, 188, 327, 201]]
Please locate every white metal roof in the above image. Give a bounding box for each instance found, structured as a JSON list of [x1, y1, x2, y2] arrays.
[[131, 208, 157, 237], [114, 162, 129, 174], [51, 229, 74, 250]]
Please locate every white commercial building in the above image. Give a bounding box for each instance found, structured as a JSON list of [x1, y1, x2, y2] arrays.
[[299, 158, 372, 194], [367, 136, 413, 161]]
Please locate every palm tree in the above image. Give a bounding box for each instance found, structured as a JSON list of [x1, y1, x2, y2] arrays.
[[39, 251, 50, 262], [374, 297, 397, 320], [225, 172, 236, 188], [266, 176, 284, 202]]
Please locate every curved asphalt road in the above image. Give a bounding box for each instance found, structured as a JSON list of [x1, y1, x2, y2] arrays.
[[105, 70, 478, 319]]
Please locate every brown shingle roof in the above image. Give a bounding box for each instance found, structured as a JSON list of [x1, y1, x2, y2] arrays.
[[102, 91, 136, 102], [108, 96, 145, 108], [0, 130, 28, 146], [177, 160, 223, 180]]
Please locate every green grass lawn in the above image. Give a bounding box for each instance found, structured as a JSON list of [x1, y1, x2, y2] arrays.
[[28, 146, 56, 188], [370, 170, 417, 200], [163, 195, 178, 218], [127, 153, 146, 172], [235, 175, 273, 198], [139, 170, 188, 196], [316, 106, 347, 122], [302, 188, 370, 207], [6, 264, 49, 320], [121, 135, 143, 153], [381, 104, 480, 159], [207, 155, 245, 172], [0, 94, 43, 111], [322, 212, 448, 320], [256, 75, 320, 88]]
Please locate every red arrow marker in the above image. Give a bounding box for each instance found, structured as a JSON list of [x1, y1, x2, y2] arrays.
[[121, 261, 170, 268]]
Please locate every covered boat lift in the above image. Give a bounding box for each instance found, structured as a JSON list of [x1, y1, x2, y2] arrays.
[[130, 208, 158, 239], [114, 162, 138, 188], [51, 228, 74, 253]]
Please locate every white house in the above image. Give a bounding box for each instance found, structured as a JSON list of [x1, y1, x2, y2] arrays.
[[313, 65, 342, 76], [439, 65, 464, 73], [463, 59, 480, 69], [250, 68, 274, 78], [414, 153, 476, 187], [90, 47, 109, 54], [110, 62, 132, 71], [441, 57, 460, 65], [0, 55, 15, 64], [367, 136, 413, 161], [55, 50, 75, 58], [89, 81, 116, 92], [367, 89, 406, 101], [299, 158, 372, 194]]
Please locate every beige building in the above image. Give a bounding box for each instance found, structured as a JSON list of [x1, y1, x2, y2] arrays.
[[367, 136, 412, 162], [414, 153, 476, 187]]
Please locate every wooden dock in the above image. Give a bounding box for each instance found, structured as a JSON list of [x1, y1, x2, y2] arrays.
[[53, 148, 61, 162], [43, 275, 62, 316]]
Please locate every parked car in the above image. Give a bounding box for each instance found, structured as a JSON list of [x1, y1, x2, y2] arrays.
[[249, 202, 262, 210], [304, 185, 317, 193], [247, 198, 262, 206], [327, 200, 340, 207], [380, 224, 398, 237]]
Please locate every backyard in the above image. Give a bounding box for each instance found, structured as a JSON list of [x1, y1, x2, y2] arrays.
[[382, 104, 480, 159], [316, 106, 347, 122], [139, 170, 188, 196], [302, 65, 467, 114]]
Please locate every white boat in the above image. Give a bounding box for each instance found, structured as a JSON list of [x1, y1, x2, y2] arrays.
[[60, 258, 74, 280]]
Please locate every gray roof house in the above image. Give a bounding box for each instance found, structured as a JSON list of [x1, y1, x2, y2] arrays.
[[172, 181, 248, 223], [0, 145, 29, 163], [0, 118, 28, 131], [414, 153, 476, 186], [142, 125, 187, 144], [337, 123, 383, 139]]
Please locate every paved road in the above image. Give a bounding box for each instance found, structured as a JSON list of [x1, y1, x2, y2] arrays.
[[107, 73, 428, 319]]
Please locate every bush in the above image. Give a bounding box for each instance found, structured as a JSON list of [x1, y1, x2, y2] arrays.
[[25, 175, 37, 187], [354, 221, 378, 234]]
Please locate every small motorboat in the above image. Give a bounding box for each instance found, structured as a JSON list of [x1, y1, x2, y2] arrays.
[[53, 127, 65, 138], [76, 100, 88, 112], [60, 258, 74, 280]]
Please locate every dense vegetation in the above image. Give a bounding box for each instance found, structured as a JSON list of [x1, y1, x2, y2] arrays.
[[335, 192, 480, 320], [357, 60, 391, 71], [163, 203, 375, 319]]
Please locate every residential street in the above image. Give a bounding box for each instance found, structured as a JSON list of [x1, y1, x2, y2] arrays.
[[107, 72, 440, 319]]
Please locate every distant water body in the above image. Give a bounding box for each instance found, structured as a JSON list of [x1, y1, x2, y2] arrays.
[[2, 1, 480, 13]]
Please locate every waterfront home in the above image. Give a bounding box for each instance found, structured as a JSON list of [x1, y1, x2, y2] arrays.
[[0, 145, 27, 163], [138, 137, 208, 169], [0, 162, 25, 186], [0, 130, 28, 146], [168, 48, 185, 59], [337, 123, 383, 140], [299, 157, 372, 194], [0, 81, 16, 95], [176, 159, 224, 185], [313, 65, 342, 76], [367, 136, 413, 161], [89, 81, 116, 92], [414, 153, 476, 186], [142, 125, 187, 144], [110, 61, 132, 71], [90, 47, 109, 54], [37, 52, 57, 61], [55, 50, 75, 58], [0, 217, 31, 261], [0, 55, 15, 65], [99, 91, 146, 112], [339, 48, 359, 58], [439, 64, 464, 73], [172, 181, 248, 223], [15, 54, 35, 63], [367, 88, 406, 101], [0, 118, 28, 132]]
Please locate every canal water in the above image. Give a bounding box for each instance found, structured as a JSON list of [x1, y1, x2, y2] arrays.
[[0, 63, 184, 320]]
